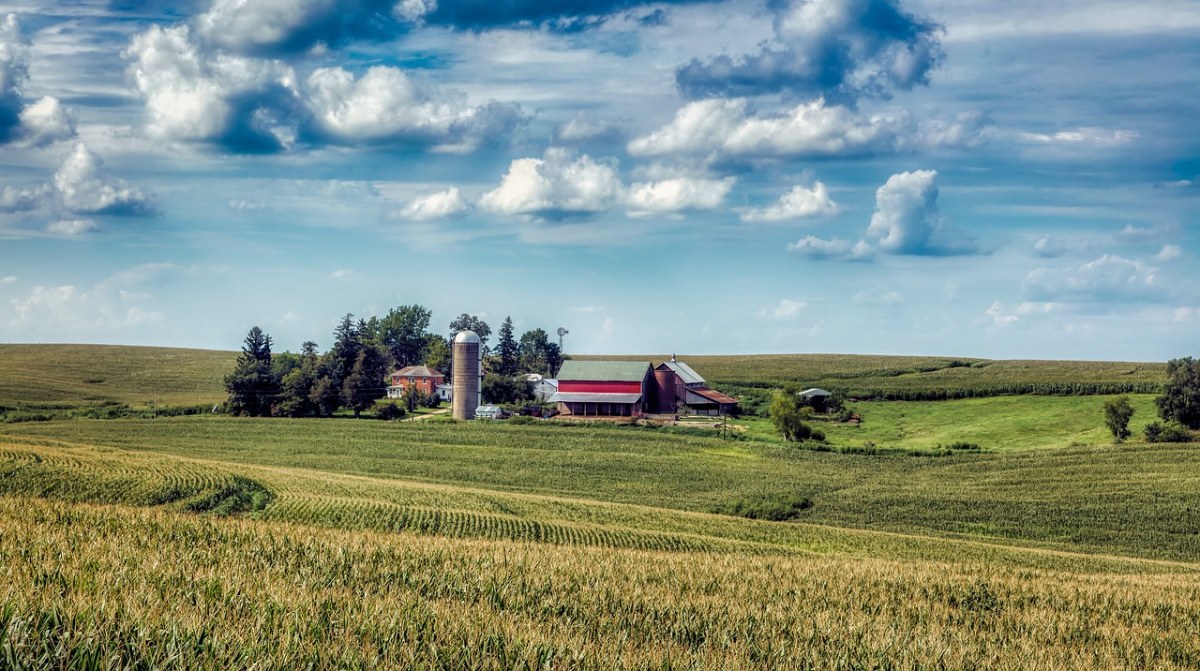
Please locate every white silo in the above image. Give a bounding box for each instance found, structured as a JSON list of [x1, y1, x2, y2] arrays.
[[452, 330, 482, 420]]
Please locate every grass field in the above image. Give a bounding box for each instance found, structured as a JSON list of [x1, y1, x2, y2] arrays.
[[0, 343, 1195, 667]]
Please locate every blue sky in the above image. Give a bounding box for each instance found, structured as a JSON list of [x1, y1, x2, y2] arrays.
[[0, 0, 1197, 361]]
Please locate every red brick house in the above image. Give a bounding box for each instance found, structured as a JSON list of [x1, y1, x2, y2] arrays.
[[386, 365, 445, 399]]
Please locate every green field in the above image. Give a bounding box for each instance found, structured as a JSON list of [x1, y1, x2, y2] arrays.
[[0, 344, 1196, 668]]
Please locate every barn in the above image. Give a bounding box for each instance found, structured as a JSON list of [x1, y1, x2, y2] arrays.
[[549, 360, 652, 417], [653, 356, 738, 415]]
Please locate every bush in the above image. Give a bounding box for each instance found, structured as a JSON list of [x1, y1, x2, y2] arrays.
[[374, 401, 406, 421], [713, 494, 814, 522], [1144, 421, 1192, 443], [507, 415, 535, 425]]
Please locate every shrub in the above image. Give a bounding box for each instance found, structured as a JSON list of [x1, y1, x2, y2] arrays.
[[713, 495, 814, 522], [374, 401, 406, 421], [1144, 421, 1192, 443]]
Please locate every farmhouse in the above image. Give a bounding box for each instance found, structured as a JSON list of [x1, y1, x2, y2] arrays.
[[386, 365, 446, 399], [549, 360, 652, 417]]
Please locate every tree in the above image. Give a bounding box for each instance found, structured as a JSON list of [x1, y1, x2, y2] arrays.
[[495, 316, 518, 376], [517, 328, 561, 376], [769, 389, 818, 443], [1103, 395, 1135, 443], [309, 375, 340, 417], [341, 351, 381, 419], [224, 326, 280, 417], [448, 314, 491, 353], [378, 304, 432, 367], [424, 334, 451, 373], [273, 345, 320, 417], [1157, 357, 1200, 429], [482, 374, 533, 405]]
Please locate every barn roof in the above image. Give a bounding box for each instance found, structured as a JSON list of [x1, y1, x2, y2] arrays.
[[557, 360, 650, 382], [393, 365, 445, 378], [687, 387, 738, 404], [658, 360, 705, 385], [800, 388, 832, 398]]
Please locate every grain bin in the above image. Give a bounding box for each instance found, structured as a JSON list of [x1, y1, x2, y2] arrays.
[[452, 330, 482, 420]]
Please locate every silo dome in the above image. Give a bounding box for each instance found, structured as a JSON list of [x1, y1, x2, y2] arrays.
[[454, 330, 481, 344]]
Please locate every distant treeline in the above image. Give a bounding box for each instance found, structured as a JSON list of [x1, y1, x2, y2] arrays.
[[226, 307, 566, 418]]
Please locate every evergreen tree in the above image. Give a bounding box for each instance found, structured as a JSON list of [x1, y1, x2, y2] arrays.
[[496, 316, 518, 376], [224, 326, 280, 416]]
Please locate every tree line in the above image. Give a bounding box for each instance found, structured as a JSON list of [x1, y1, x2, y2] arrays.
[[225, 307, 565, 418]]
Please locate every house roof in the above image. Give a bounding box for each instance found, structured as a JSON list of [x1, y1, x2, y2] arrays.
[[657, 360, 705, 385], [393, 365, 445, 379], [687, 386, 738, 405], [556, 360, 650, 382], [548, 392, 643, 404]]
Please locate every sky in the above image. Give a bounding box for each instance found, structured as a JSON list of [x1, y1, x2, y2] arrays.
[[0, 0, 1197, 361]]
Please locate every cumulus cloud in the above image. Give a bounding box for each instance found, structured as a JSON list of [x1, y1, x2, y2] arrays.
[[0, 15, 75, 146], [53, 143, 153, 216], [984, 301, 1066, 327], [304, 66, 524, 151], [194, 0, 401, 56], [865, 169, 965, 255], [0, 143, 152, 226], [480, 148, 734, 220], [554, 115, 628, 143], [1023, 254, 1162, 303], [0, 13, 27, 142], [761, 298, 807, 320], [676, 0, 944, 102], [420, 0, 709, 30], [1, 275, 15, 284], [627, 97, 988, 159], [16, 96, 75, 147], [625, 176, 735, 216], [6, 269, 168, 339], [787, 169, 978, 261], [398, 187, 469, 220], [480, 149, 624, 218], [124, 24, 300, 152], [740, 181, 837, 222]]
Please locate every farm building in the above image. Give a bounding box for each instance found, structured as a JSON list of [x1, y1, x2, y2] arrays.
[[549, 357, 739, 417], [475, 404, 504, 419], [549, 360, 652, 417], [799, 387, 833, 411], [386, 365, 446, 399], [652, 356, 739, 415], [434, 383, 453, 402]]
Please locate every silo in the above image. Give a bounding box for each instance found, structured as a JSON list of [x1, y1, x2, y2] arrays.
[[452, 330, 482, 420]]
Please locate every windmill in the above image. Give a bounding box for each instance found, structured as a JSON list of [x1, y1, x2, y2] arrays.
[[556, 327, 569, 354]]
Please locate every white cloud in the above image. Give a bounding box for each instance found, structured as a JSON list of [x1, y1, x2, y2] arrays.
[[53, 143, 152, 215], [7, 282, 163, 336], [628, 97, 988, 159], [0, 183, 48, 212], [740, 181, 837, 222], [480, 148, 623, 218], [866, 169, 941, 253], [1174, 307, 1200, 322], [625, 176, 734, 216], [330, 269, 353, 279], [572, 305, 603, 313], [194, 0, 340, 53], [1018, 127, 1139, 146], [124, 24, 299, 150], [480, 148, 735, 220], [787, 235, 874, 261], [984, 301, 1066, 327], [46, 218, 98, 236], [398, 187, 469, 221], [789, 170, 977, 261], [554, 115, 627, 143], [761, 298, 807, 320], [16, 96, 75, 147], [1154, 244, 1183, 262], [1024, 254, 1162, 303], [0, 275, 15, 284], [305, 66, 523, 152]]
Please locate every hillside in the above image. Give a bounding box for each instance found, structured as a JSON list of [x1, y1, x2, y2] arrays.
[[1, 343, 1195, 667]]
